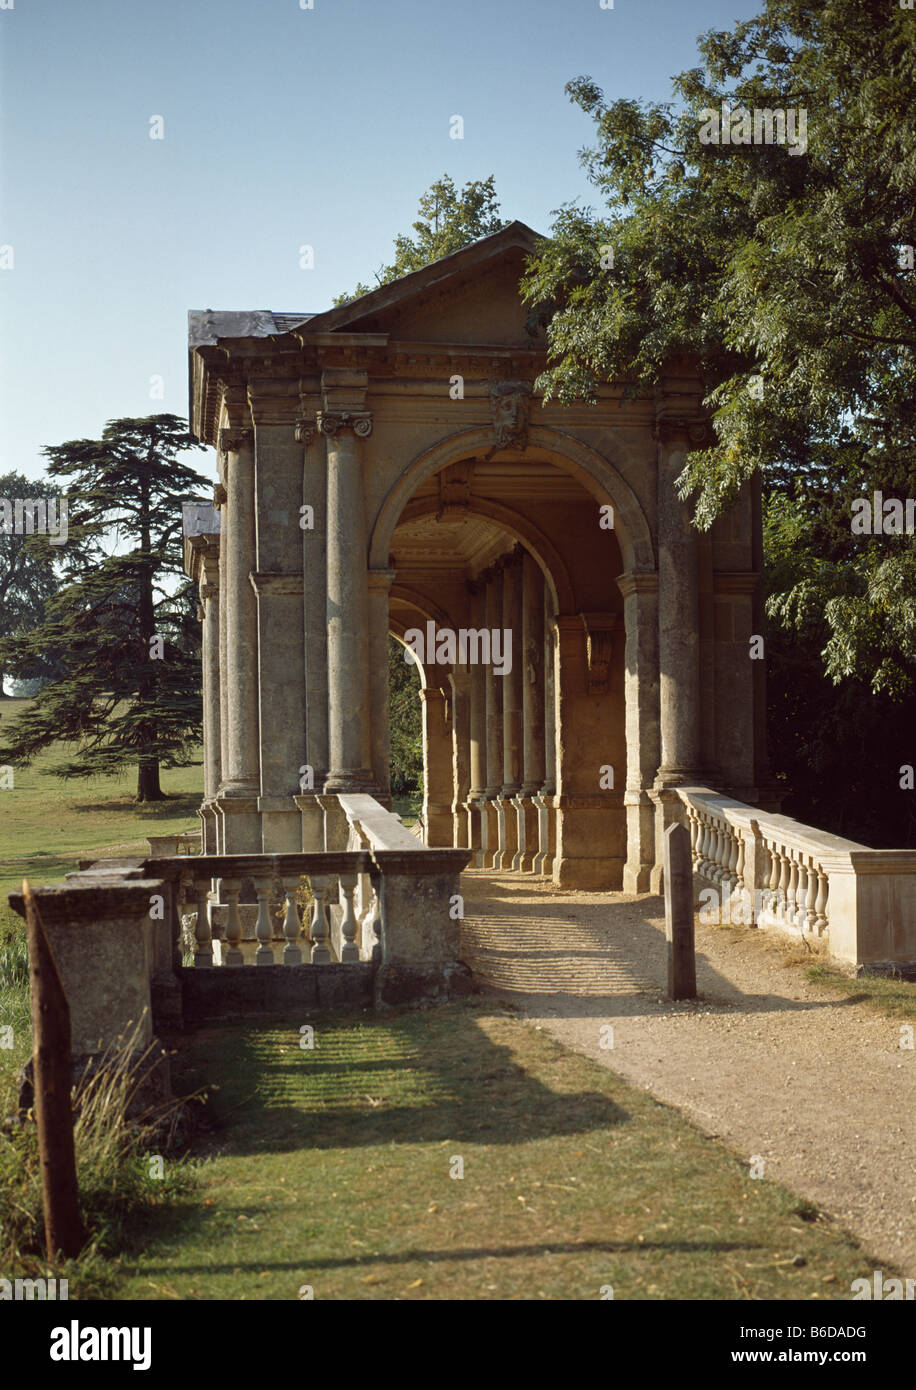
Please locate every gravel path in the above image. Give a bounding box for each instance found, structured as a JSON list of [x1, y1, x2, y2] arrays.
[[459, 869, 916, 1278]]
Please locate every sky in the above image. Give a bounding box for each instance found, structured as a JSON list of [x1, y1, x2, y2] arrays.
[[0, 0, 761, 485]]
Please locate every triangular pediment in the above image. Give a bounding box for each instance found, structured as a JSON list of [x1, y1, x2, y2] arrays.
[[297, 220, 545, 347]]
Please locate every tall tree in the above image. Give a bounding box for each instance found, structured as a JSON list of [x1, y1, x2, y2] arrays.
[[521, 0, 916, 697], [335, 174, 507, 303], [0, 470, 60, 695], [0, 415, 209, 801]]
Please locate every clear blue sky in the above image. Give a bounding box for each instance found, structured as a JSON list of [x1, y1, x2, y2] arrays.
[[0, 0, 760, 483]]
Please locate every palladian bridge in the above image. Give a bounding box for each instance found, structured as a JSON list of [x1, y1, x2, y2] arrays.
[[185, 222, 769, 885], [12, 224, 914, 1084]]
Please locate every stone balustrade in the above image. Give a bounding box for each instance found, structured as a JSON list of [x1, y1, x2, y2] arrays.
[[166, 851, 374, 969], [672, 787, 916, 974], [8, 793, 475, 1091]]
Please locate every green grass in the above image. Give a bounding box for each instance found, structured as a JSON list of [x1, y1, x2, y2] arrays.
[[104, 1002, 882, 1301], [0, 696, 203, 899], [0, 701, 897, 1300], [0, 698, 205, 1290], [805, 964, 916, 1022]]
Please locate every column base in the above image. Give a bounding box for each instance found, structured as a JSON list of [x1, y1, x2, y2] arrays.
[[258, 796, 303, 852], [623, 789, 656, 893], [482, 796, 501, 868], [214, 794, 261, 854], [294, 793, 325, 851], [552, 793, 625, 890], [532, 792, 556, 876], [512, 795, 538, 872], [494, 793, 520, 870]]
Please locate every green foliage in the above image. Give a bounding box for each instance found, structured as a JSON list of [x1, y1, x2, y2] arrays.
[[0, 416, 210, 800], [0, 1015, 200, 1290], [388, 635, 422, 797], [334, 175, 507, 304], [0, 470, 60, 690], [0, 916, 27, 991], [522, 0, 916, 698]]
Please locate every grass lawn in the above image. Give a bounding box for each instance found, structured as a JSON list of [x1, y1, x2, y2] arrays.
[[0, 696, 204, 1152], [105, 1001, 879, 1302], [0, 696, 203, 909], [804, 964, 916, 1022], [0, 699, 896, 1300]]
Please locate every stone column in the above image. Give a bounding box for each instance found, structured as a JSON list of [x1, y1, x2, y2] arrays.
[[618, 571, 660, 892], [533, 585, 557, 875], [368, 569, 397, 807], [450, 669, 470, 848], [497, 552, 523, 870], [515, 550, 545, 871], [483, 568, 504, 867], [466, 582, 487, 864], [656, 420, 704, 777], [251, 400, 307, 852], [320, 408, 374, 792], [420, 684, 454, 846], [251, 574, 306, 850], [214, 484, 230, 851], [299, 411, 328, 848], [651, 416, 708, 886], [216, 421, 261, 852], [199, 548, 221, 853]]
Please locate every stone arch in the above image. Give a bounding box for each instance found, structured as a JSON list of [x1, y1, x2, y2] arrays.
[[388, 587, 456, 692], [395, 496, 572, 612], [388, 623, 433, 691], [368, 423, 655, 579]]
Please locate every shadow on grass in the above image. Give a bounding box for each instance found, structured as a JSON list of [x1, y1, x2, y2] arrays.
[[170, 1005, 629, 1158], [132, 1232, 765, 1280], [70, 792, 202, 820]]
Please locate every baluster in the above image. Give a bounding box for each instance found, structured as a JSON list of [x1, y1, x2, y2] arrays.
[[309, 875, 331, 964], [786, 855, 800, 929], [712, 822, 725, 884], [766, 838, 780, 924], [814, 866, 829, 934], [280, 876, 303, 964], [253, 874, 275, 965], [725, 825, 739, 893], [734, 831, 746, 892], [794, 858, 808, 932], [696, 814, 709, 876], [708, 817, 720, 879], [339, 873, 359, 962], [704, 816, 717, 879], [804, 858, 818, 933], [193, 878, 212, 968], [776, 849, 789, 924], [222, 878, 244, 966], [732, 833, 749, 923], [689, 806, 703, 867]]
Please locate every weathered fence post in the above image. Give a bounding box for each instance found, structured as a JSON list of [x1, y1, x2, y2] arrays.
[[23, 879, 85, 1260], [663, 823, 696, 1000]]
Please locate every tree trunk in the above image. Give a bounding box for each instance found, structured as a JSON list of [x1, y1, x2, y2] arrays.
[[137, 759, 165, 802]]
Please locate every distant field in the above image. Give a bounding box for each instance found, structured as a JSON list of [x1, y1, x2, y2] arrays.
[[0, 696, 203, 910]]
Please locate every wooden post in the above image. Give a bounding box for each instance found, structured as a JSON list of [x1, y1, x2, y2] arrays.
[[663, 823, 696, 1000], [23, 879, 85, 1260]]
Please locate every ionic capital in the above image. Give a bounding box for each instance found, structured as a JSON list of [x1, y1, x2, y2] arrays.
[[317, 411, 373, 439], [218, 426, 253, 454]]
